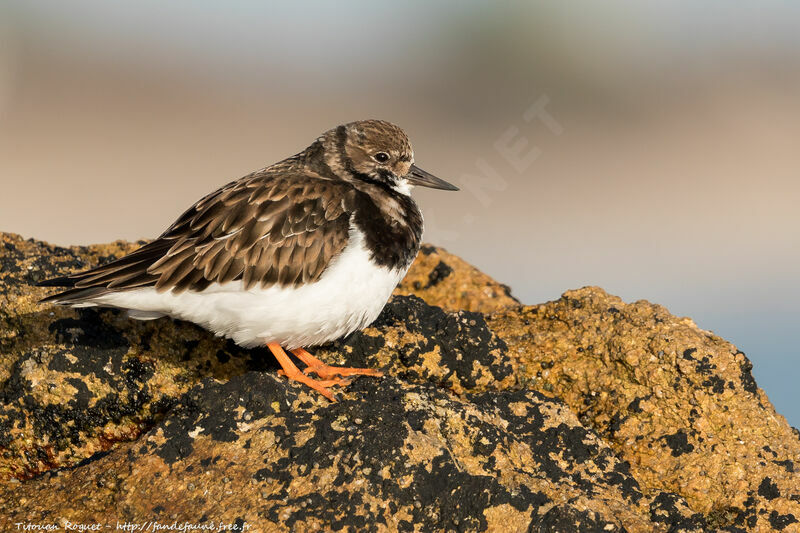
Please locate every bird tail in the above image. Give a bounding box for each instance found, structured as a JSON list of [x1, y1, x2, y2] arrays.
[[36, 239, 170, 305], [36, 276, 111, 306]]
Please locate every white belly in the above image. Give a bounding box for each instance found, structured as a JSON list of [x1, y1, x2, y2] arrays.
[[88, 230, 408, 349]]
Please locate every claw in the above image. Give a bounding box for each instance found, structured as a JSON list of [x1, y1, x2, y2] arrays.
[[266, 344, 381, 402], [268, 343, 345, 402], [292, 348, 384, 380]]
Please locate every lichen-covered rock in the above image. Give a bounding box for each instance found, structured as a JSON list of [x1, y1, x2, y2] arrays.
[[0, 373, 705, 533], [316, 295, 518, 396], [489, 287, 800, 532], [0, 234, 272, 479], [1, 232, 798, 532], [393, 244, 519, 313]]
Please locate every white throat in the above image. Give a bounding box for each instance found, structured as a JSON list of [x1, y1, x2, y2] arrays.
[[392, 178, 413, 196]]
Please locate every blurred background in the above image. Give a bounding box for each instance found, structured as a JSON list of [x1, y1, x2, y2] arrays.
[[1, 1, 798, 424]]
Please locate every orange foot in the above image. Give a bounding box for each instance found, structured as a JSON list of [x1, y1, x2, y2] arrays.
[[291, 348, 384, 380], [266, 343, 348, 402]]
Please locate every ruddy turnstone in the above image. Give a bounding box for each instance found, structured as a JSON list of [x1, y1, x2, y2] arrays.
[[38, 120, 458, 401]]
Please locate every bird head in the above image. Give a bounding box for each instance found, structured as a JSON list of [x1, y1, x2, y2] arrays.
[[319, 120, 458, 194]]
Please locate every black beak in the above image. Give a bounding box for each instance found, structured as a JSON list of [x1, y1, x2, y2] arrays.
[[406, 164, 459, 191]]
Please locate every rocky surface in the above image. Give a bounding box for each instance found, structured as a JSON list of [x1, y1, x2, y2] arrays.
[[393, 244, 519, 314], [1, 374, 708, 532], [489, 291, 800, 531], [0, 231, 798, 532]]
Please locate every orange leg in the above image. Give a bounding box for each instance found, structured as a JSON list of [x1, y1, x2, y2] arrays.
[[291, 347, 384, 380], [266, 343, 346, 402]]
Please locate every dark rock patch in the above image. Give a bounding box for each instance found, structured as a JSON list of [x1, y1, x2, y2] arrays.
[[757, 477, 780, 500], [663, 430, 695, 457]]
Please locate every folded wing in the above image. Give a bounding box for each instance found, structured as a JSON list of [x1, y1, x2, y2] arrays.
[[39, 173, 353, 304]]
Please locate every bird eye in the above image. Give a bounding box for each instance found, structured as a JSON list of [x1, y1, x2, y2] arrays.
[[374, 152, 389, 163]]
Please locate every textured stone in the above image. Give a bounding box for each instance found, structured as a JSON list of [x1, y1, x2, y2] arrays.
[[0, 374, 704, 533], [1, 232, 798, 532], [489, 287, 800, 532], [393, 244, 519, 313]]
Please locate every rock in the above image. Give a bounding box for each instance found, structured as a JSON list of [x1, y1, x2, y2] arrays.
[[0, 373, 706, 532], [489, 287, 800, 531], [393, 244, 519, 313], [0, 231, 798, 532]]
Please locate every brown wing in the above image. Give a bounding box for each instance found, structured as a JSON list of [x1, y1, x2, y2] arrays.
[[39, 172, 354, 303]]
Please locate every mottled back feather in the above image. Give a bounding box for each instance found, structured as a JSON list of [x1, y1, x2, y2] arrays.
[[39, 171, 354, 302]]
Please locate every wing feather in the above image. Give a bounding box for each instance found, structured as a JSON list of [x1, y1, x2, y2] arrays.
[[38, 171, 354, 304]]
